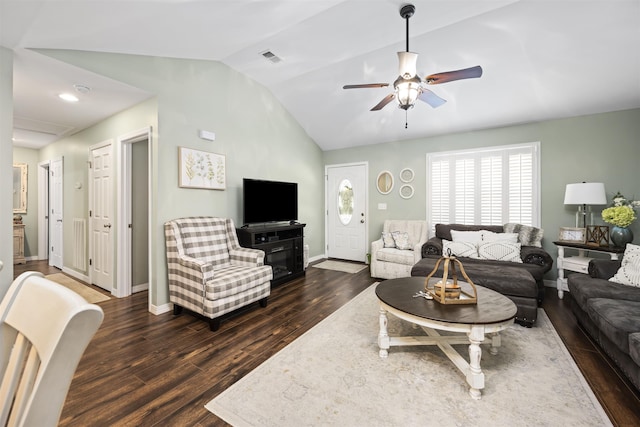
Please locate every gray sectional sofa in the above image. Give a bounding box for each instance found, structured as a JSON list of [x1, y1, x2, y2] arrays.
[[411, 224, 553, 327], [567, 259, 640, 391]]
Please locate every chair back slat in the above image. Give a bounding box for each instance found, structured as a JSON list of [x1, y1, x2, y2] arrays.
[[0, 273, 103, 427]]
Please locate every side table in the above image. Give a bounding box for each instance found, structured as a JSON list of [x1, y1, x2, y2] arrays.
[[553, 241, 624, 299]]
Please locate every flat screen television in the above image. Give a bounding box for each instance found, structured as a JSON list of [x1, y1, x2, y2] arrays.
[[243, 178, 298, 225]]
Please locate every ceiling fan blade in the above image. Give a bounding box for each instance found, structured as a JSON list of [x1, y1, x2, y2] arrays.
[[343, 83, 389, 89], [418, 89, 447, 108], [425, 65, 483, 85], [397, 51, 418, 78], [371, 94, 396, 111]]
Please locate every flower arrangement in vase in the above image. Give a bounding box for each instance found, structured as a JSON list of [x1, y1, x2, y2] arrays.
[[601, 192, 639, 247]]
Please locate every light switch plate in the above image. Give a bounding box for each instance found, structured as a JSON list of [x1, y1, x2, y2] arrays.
[[378, 203, 387, 210]]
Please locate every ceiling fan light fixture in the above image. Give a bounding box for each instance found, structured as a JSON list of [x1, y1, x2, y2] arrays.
[[397, 51, 418, 78], [394, 79, 421, 110]]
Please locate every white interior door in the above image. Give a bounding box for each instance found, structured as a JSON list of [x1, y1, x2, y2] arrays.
[[49, 158, 63, 269], [90, 143, 113, 291], [326, 163, 367, 262]]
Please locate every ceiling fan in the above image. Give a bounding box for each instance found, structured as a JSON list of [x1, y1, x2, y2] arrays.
[[343, 4, 482, 125]]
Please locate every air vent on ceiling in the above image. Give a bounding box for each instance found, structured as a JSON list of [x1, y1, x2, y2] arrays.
[[261, 50, 282, 64]]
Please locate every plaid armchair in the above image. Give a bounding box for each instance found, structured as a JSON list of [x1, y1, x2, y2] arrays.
[[164, 217, 272, 331]]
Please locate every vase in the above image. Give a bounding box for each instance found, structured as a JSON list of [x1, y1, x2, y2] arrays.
[[610, 226, 633, 247]]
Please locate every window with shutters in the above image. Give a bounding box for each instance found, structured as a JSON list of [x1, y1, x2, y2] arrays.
[[426, 142, 540, 233]]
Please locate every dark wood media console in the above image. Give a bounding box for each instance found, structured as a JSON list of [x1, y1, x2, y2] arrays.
[[236, 223, 305, 286]]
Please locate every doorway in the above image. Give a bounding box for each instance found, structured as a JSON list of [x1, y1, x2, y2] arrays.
[[117, 127, 151, 299], [325, 162, 368, 262]]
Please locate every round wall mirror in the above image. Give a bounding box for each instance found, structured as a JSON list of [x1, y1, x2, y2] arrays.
[[376, 171, 394, 194]]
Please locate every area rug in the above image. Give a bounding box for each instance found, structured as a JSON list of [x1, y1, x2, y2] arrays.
[[312, 260, 368, 274], [45, 273, 111, 304], [206, 283, 611, 427]]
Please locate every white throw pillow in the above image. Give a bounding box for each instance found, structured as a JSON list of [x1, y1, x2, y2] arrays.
[[391, 231, 413, 250], [477, 242, 523, 263], [480, 230, 519, 243], [443, 240, 478, 258], [610, 243, 640, 287], [450, 230, 483, 243], [382, 232, 396, 248]]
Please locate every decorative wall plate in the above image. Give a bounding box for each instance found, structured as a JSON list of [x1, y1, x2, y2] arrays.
[[399, 184, 414, 199], [399, 167, 414, 183]]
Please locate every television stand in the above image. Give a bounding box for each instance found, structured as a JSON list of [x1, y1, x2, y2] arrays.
[[236, 223, 306, 286]]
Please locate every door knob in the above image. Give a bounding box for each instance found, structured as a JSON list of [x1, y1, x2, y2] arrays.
[[360, 219, 365, 223], [104, 223, 112, 228]]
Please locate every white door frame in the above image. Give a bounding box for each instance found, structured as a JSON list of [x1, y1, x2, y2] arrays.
[[88, 140, 114, 293], [48, 157, 64, 269], [37, 160, 50, 261], [116, 127, 152, 301], [324, 161, 369, 260]]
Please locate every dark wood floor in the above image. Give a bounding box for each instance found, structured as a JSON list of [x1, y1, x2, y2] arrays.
[[13, 260, 640, 426]]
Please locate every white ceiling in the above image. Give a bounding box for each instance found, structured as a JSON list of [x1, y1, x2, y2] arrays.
[[2, 0, 639, 151]]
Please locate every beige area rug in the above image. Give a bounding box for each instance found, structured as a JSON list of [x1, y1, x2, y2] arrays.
[[45, 273, 111, 304], [206, 283, 611, 427], [311, 260, 368, 274]]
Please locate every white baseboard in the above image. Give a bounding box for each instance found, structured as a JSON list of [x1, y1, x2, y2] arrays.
[[150, 302, 172, 315], [133, 282, 149, 293], [61, 266, 90, 284], [308, 254, 324, 264]]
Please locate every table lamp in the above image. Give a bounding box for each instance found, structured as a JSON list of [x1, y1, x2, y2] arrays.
[[564, 182, 607, 228]]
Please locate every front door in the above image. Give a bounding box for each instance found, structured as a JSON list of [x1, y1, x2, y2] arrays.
[[90, 143, 113, 292], [49, 158, 63, 269], [326, 163, 367, 262]]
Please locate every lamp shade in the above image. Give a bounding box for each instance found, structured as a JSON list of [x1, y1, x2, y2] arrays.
[[564, 182, 607, 205]]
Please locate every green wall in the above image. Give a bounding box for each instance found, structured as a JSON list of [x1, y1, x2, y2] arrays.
[[11, 147, 39, 258], [0, 46, 13, 292], [323, 108, 640, 280], [34, 50, 325, 308]]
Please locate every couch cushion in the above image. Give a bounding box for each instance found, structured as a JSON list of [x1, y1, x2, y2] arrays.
[[411, 257, 537, 298], [629, 333, 640, 367], [610, 243, 640, 287], [504, 223, 544, 247], [443, 240, 478, 258], [382, 232, 396, 248], [477, 242, 523, 263], [392, 231, 412, 250], [175, 217, 231, 266], [450, 230, 483, 243], [205, 264, 273, 300], [585, 298, 640, 355], [435, 224, 503, 241], [567, 274, 640, 308], [376, 248, 416, 265]]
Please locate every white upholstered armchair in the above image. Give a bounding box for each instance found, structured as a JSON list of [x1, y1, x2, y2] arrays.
[[370, 220, 429, 279], [164, 217, 273, 331]]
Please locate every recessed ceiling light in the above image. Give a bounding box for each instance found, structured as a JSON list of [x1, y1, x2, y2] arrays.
[[58, 93, 79, 102]]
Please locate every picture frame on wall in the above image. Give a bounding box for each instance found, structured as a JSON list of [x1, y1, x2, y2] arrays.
[[178, 146, 226, 190]]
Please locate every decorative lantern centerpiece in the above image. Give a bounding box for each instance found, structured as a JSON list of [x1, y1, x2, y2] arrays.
[[424, 249, 478, 305]]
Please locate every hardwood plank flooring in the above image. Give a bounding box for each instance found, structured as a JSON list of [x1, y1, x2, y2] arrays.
[[13, 260, 640, 426]]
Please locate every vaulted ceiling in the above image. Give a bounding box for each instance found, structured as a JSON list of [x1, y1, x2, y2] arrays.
[[3, 0, 639, 151]]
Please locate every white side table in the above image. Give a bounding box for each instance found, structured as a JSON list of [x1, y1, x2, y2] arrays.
[[554, 241, 624, 299]]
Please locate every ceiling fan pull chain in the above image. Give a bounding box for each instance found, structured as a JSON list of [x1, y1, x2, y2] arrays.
[[405, 110, 408, 129]]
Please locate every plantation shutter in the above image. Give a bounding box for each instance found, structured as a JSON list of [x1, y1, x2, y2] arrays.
[[426, 142, 539, 234]]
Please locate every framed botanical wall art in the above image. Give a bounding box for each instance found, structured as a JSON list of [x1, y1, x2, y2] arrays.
[[178, 146, 226, 190]]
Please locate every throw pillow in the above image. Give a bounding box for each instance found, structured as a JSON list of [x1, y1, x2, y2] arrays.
[[382, 232, 396, 248], [610, 243, 640, 287], [477, 242, 523, 263], [450, 230, 483, 243], [391, 231, 413, 250], [480, 230, 519, 243], [443, 240, 478, 258], [503, 223, 544, 247]]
